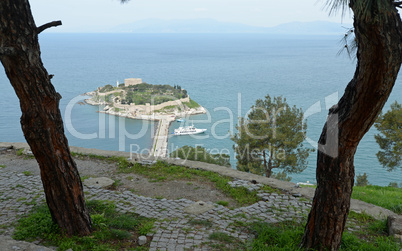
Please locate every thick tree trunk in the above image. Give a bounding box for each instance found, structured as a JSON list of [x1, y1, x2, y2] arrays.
[[0, 0, 92, 235], [300, 2, 402, 250]]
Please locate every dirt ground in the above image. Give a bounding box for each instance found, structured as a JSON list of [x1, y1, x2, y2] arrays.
[[0, 148, 236, 206]]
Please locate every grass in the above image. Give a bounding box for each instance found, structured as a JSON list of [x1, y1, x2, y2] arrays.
[[71, 152, 109, 161], [110, 179, 123, 190], [16, 148, 24, 156], [114, 158, 272, 206], [352, 185, 402, 214], [250, 217, 401, 251], [183, 98, 201, 109], [71, 153, 277, 206], [0, 164, 6, 168], [209, 232, 236, 242], [13, 200, 154, 251], [208, 232, 247, 250], [216, 200, 229, 207], [80, 175, 91, 182], [154, 105, 181, 114], [70, 152, 400, 214], [297, 183, 401, 214], [22, 171, 33, 176]]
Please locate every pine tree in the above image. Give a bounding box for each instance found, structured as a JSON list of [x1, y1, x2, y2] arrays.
[[0, 0, 91, 235], [232, 95, 312, 178], [301, 1, 402, 249], [374, 101, 401, 171]]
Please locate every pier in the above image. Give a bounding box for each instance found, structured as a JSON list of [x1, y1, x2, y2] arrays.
[[150, 115, 175, 158]]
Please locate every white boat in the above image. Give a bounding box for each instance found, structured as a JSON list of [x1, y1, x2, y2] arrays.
[[173, 124, 206, 136], [176, 118, 185, 122]]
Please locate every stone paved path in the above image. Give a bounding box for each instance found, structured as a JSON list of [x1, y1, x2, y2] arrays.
[[0, 171, 312, 250]]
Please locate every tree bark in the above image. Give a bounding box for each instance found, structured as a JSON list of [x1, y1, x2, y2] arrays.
[[0, 0, 92, 235], [300, 2, 402, 250]]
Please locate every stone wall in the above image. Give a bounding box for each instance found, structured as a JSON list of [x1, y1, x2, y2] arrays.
[[144, 96, 190, 114], [113, 96, 190, 115]]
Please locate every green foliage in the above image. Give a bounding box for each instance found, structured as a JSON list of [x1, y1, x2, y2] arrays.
[[209, 232, 236, 243], [352, 185, 402, 214], [216, 200, 229, 207], [120, 83, 188, 105], [250, 219, 401, 250], [271, 171, 292, 182], [14, 200, 155, 250], [22, 171, 33, 176], [139, 221, 154, 235], [183, 98, 200, 109], [110, 179, 123, 190], [170, 145, 231, 167], [374, 101, 401, 171], [16, 148, 24, 156], [99, 84, 114, 93], [232, 94, 313, 178], [355, 173, 370, 187], [340, 232, 400, 251], [13, 204, 59, 242], [250, 221, 304, 250], [104, 94, 113, 103]]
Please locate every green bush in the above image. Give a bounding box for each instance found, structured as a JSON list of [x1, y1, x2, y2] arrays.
[[13, 200, 154, 250], [356, 173, 369, 186], [99, 84, 114, 93]]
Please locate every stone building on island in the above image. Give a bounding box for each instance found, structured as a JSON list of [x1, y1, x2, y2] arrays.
[[124, 78, 142, 87]]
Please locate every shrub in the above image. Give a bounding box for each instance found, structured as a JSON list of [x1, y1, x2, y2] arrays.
[[356, 173, 369, 186]]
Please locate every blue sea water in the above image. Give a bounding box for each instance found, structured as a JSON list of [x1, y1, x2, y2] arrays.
[[0, 33, 401, 186]]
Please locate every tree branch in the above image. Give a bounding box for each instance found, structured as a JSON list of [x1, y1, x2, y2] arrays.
[[394, 1, 402, 8], [37, 21, 62, 34]]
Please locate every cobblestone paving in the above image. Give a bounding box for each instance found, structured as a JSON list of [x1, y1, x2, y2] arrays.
[[0, 171, 313, 250]]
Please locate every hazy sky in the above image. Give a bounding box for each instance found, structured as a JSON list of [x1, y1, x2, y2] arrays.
[[30, 0, 353, 32]]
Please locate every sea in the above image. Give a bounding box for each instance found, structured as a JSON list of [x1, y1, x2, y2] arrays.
[[0, 33, 401, 186]]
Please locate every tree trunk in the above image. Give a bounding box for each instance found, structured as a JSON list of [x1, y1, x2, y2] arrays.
[[300, 2, 402, 250], [263, 149, 271, 177], [0, 0, 92, 235]]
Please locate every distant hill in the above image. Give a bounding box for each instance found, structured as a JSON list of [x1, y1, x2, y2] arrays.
[[111, 19, 351, 35], [267, 21, 352, 35]]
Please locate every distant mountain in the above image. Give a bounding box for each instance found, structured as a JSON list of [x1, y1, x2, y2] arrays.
[[111, 19, 351, 35], [268, 21, 352, 35]]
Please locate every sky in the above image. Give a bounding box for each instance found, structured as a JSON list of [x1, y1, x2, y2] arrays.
[[30, 0, 353, 32]]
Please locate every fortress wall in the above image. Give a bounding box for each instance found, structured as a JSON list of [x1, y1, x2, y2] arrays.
[[95, 91, 190, 115], [114, 96, 190, 115]]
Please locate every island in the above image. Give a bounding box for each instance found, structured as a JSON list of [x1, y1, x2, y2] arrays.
[[84, 78, 206, 158], [85, 78, 206, 119]]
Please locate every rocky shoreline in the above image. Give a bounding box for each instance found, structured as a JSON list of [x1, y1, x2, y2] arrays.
[[84, 93, 207, 122]]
